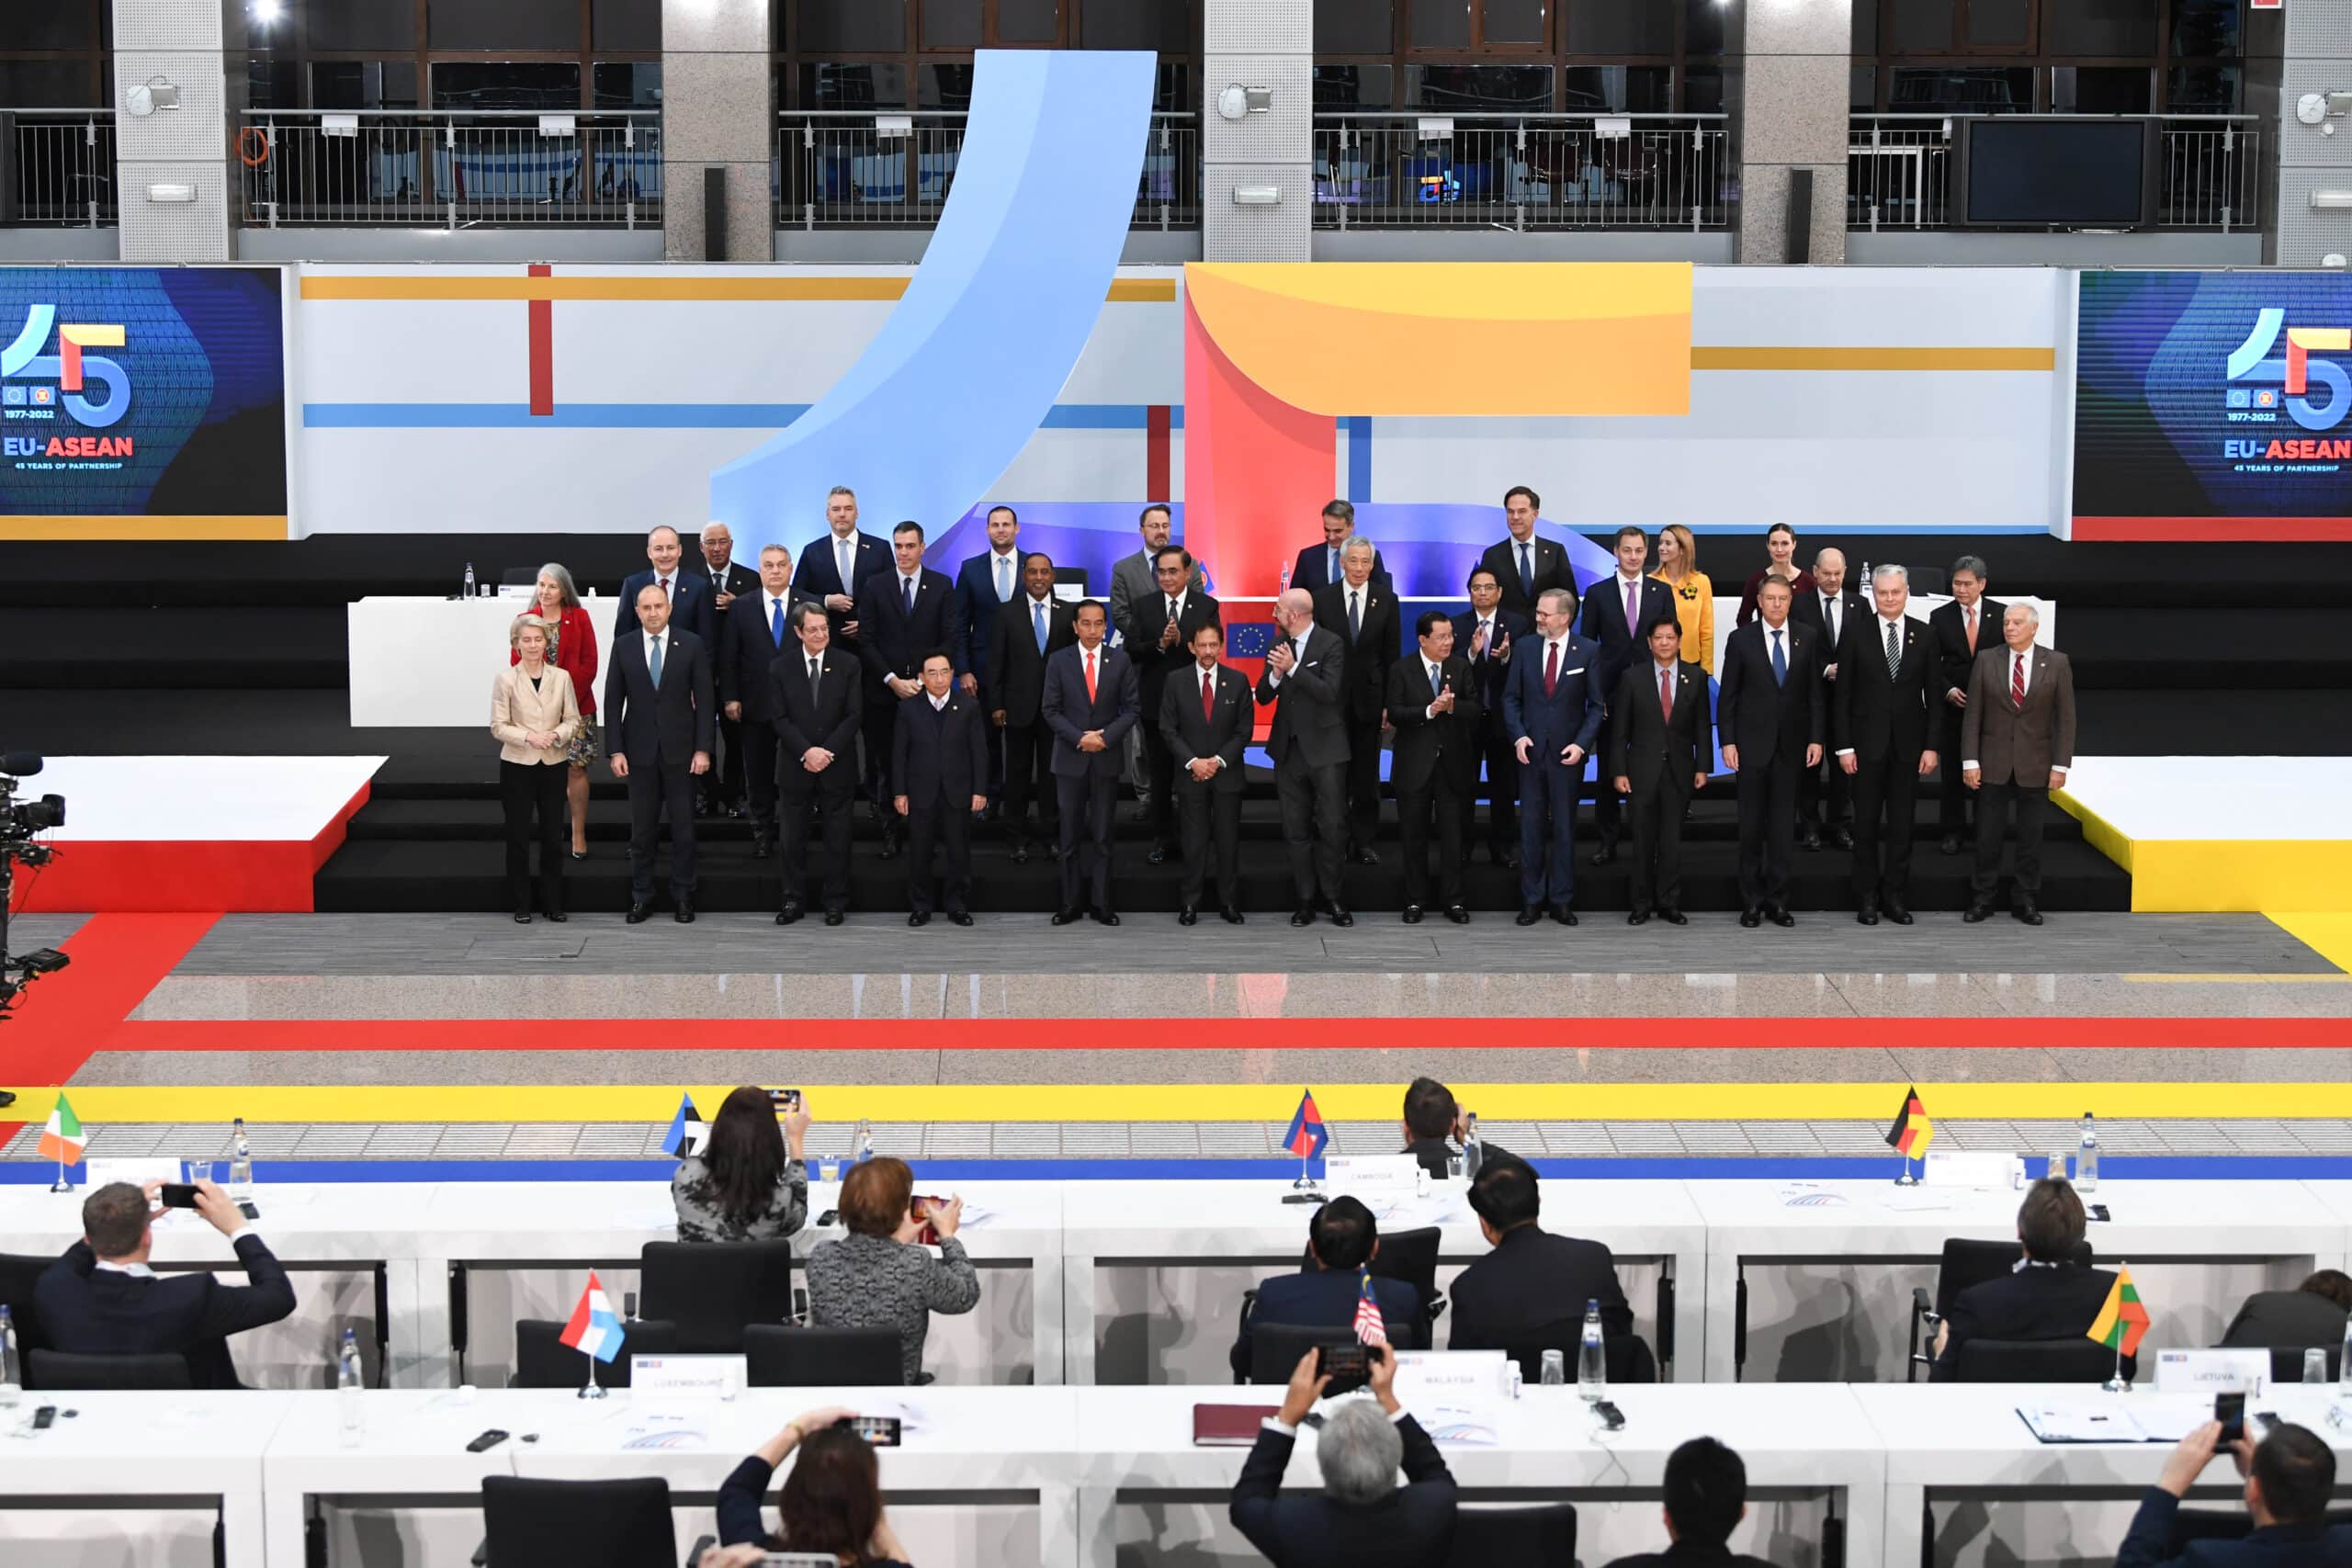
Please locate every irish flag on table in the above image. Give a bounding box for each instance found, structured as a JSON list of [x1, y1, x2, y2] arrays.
[[2087, 1264, 2151, 1358], [560, 1271, 624, 1363], [35, 1094, 85, 1164]]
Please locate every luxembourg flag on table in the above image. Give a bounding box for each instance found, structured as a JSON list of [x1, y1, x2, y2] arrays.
[[1281, 1089, 1329, 1161], [560, 1271, 624, 1363], [35, 1093, 86, 1165]]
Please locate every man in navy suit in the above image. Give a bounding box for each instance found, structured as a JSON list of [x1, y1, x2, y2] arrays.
[[768, 602, 862, 926], [1716, 576, 1825, 927], [985, 552, 1078, 863], [1476, 485, 1573, 620], [1579, 526, 1682, 865], [614, 524, 717, 651], [1452, 567, 1532, 868], [1229, 1196, 1424, 1378], [1610, 617, 1713, 925], [605, 582, 714, 922], [853, 519, 962, 859], [37, 1179, 296, 1389], [893, 651, 989, 927], [1504, 587, 1605, 926], [1288, 499, 1392, 596], [2118, 1422, 2344, 1568], [953, 503, 1024, 814], [1043, 600, 1139, 925], [1130, 546, 1223, 863], [1159, 620, 1255, 924], [718, 545, 820, 855], [793, 485, 892, 813], [1833, 563, 1937, 925]]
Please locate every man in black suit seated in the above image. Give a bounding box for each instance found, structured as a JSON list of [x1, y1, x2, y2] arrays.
[[984, 552, 1077, 863], [1716, 576, 1825, 929], [1603, 1438, 1781, 1568], [36, 1179, 296, 1390], [1159, 620, 1254, 925], [605, 581, 715, 924], [1230, 1340, 1456, 1568], [893, 650, 989, 928], [1230, 1195, 1423, 1379], [718, 545, 820, 857], [2220, 1270, 2352, 1362], [853, 519, 963, 861], [1452, 567, 1532, 869], [769, 602, 861, 927], [1288, 498, 1393, 597], [1398, 1076, 1512, 1180], [1131, 546, 1222, 866], [2119, 1420, 2346, 1568], [1386, 610, 1480, 924], [1447, 1155, 1634, 1354], [1610, 616, 1712, 927], [1932, 1176, 2124, 1379], [1312, 537, 1400, 865]]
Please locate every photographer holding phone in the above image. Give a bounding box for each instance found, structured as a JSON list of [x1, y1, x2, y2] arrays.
[[807, 1156, 978, 1385], [34, 1178, 296, 1390], [2119, 1419, 2342, 1568], [673, 1086, 811, 1244], [710, 1405, 913, 1567]]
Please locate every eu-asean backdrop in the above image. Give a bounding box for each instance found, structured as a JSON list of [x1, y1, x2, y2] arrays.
[[0, 266, 287, 538], [2075, 270, 2352, 541]]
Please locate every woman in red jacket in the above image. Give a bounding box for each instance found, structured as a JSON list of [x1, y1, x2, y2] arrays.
[[515, 564, 600, 858]]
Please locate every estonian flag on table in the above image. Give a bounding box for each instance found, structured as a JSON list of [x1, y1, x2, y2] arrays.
[[559, 1270, 624, 1363], [1883, 1085, 1934, 1161], [661, 1093, 707, 1158], [1281, 1089, 1329, 1161]]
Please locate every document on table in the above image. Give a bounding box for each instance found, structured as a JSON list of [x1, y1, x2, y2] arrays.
[[2017, 1404, 2149, 1443], [619, 1409, 710, 1451], [1880, 1189, 1956, 1213]]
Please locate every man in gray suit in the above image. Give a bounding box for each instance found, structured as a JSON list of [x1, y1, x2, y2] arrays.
[[1962, 603, 2075, 926], [1108, 502, 1198, 820], [1257, 587, 1353, 928]]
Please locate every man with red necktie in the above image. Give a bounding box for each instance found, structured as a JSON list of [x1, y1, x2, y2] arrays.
[[1042, 600, 1138, 927], [1158, 622, 1255, 925], [1962, 603, 2075, 927]]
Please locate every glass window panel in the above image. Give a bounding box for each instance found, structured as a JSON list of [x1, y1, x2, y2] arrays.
[[1405, 62, 1552, 108], [310, 60, 420, 108], [1087, 0, 1190, 51], [2166, 62, 2238, 111], [11, 4, 97, 48], [998, 0, 1058, 41], [428, 0, 581, 52], [1316, 62, 1396, 107], [1963, 0, 2030, 49], [1317, 0, 1393, 51], [593, 0, 662, 51], [797, 61, 909, 107], [922, 0, 980, 48], [593, 62, 661, 106], [1567, 0, 1672, 52], [1851, 63, 1876, 109], [431, 62, 582, 109], [1483, 0, 1547, 45], [797, 0, 908, 51], [0, 60, 97, 108], [2171, 0, 2239, 59], [305, 0, 417, 51], [1560, 63, 1670, 110], [1887, 63, 2030, 110], [1685, 64, 1725, 113], [1887, 0, 1953, 51], [1151, 61, 1193, 113], [243, 55, 299, 108], [1411, 0, 1474, 49], [2050, 64, 2150, 112], [1684, 0, 1731, 57], [918, 60, 976, 107], [1853, 0, 1879, 55], [2044, 0, 2158, 56]]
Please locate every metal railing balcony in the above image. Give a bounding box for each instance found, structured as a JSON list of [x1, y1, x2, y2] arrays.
[[1312, 112, 1734, 231], [1848, 114, 2263, 231], [236, 109, 662, 229], [0, 110, 117, 227], [774, 110, 1200, 231]]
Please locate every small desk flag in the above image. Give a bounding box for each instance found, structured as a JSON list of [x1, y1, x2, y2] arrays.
[[1282, 1089, 1328, 1161], [1353, 1266, 1389, 1347], [2087, 1264, 2151, 1359], [36, 1094, 85, 1164], [560, 1270, 624, 1363], [662, 1093, 706, 1158], [1883, 1085, 1934, 1160]]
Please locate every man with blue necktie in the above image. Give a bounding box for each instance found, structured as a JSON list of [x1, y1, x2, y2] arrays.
[[954, 504, 1024, 820], [984, 553, 1078, 863], [1715, 576, 1825, 929], [1474, 485, 1572, 621], [718, 546, 821, 858]]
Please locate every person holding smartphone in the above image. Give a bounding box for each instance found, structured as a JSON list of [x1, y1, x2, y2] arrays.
[[806, 1156, 978, 1385], [708, 1405, 913, 1567], [672, 1087, 812, 1244]]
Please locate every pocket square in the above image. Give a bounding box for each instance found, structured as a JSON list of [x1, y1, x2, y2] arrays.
[[1562, 665, 1586, 675]]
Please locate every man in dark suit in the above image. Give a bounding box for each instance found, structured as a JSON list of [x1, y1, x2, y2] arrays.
[[1962, 603, 2077, 927], [1229, 1339, 1456, 1568], [614, 524, 718, 650], [1042, 600, 1139, 925], [1159, 620, 1254, 925], [1387, 610, 1480, 924], [36, 1179, 296, 1390], [1398, 1076, 1514, 1179], [853, 520, 963, 860], [1288, 498, 1393, 596], [1929, 555, 2006, 856], [2118, 1421, 2345, 1568], [1504, 587, 1606, 926], [1130, 546, 1222, 864], [718, 545, 820, 855], [1108, 503, 1198, 820], [893, 651, 989, 927], [1833, 564, 1936, 925], [794, 485, 892, 816], [605, 581, 714, 922], [1716, 576, 1826, 927], [1602, 1438, 1783, 1568], [1789, 547, 1867, 850], [1258, 588, 1352, 927], [1312, 538, 1399, 863], [1932, 1177, 2125, 1379], [1453, 567, 1532, 868], [1610, 616, 1712, 925], [1476, 484, 1573, 620], [1447, 1156, 1635, 1356], [1229, 1197, 1424, 1379], [695, 521, 760, 816], [984, 552, 1077, 863], [953, 503, 1024, 814], [2221, 1273, 2352, 1361], [768, 601, 862, 926], [1581, 526, 1683, 864]]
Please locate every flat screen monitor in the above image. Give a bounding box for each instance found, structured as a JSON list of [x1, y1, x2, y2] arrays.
[[1956, 118, 2154, 229]]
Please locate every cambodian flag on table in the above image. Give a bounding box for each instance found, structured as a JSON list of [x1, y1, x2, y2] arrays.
[[1281, 1089, 1328, 1160], [1352, 1266, 1389, 1347], [560, 1270, 624, 1363]]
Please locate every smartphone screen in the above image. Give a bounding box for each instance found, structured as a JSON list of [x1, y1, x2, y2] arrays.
[[159, 1184, 198, 1209], [769, 1089, 802, 1111], [836, 1416, 902, 1447], [2215, 1392, 2246, 1442], [1315, 1343, 1369, 1396], [912, 1195, 946, 1247]]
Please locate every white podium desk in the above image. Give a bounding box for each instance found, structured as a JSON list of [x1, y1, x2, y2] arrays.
[[348, 593, 624, 728]]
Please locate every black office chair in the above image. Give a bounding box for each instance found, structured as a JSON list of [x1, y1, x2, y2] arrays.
[[2170, 1506, 2352, 1544], [1495, 1318, 1658, 1387], [28, 1349, 193, 1391], [1447, 1503, 1577, 1568], [474, 1475, 678, 1568], [0, 1252, 51, 1369], [639, 1240, 795, 1353], [1298, 1226, 1446, 1334], [1947, 1337, 2120, 1383], [512, 1317, 678, 1390], [1907, 1236, 2094, 1382], [745, 1324, 904, 1387], [1248, 1322, 1360, 1385]]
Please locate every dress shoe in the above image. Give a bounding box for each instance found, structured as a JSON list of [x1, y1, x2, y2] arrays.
[[1402, 904, 1424, 924], [1291, 906, 1316, 928], [1659, 908, 1689, 925], [695, 793, 715, 818], [823, 909, 846, 926], [1740, 908, 1763, 928], [1939, 833, 1962, 856], [1147, 842, 1169, 865], [1627, 908, 1651, 927], [752, 835, 774, 858], [1962, 902, 1993, 923], [1883, 901, 1915, 925], [1178, 906, 1198, 926], [1856, 903, 1880, 926], [1767, 907, 1795, 928], [1444, 905, 1469, 924], [1128, 800, 1153, 823], [571, 847, 589, 861], [877, 834, 899, 861], [948, 909, 974, 927], [1589, 835, 1619, 866], [546, 910, 567, 923], [1352, 846, 1381, 866], [1515, 906, 1543, 926], [1011, 842, 1030, 865], [777, 903, 805, 926], [674, 900, 695, 923], [909, 910, 931, 927], [627, 902, 653, 923], [1220, 906, 1245, 925], [1052, 907, 1084, 926], [2013, 901, 2044, 926], [1548, 906, 1578, 927], [1329, 907, 1354, 927], [1799, 827, 1822, 852], [1091, 908, 1122, 927], [1829, 825, 1855, 850], [514, 910, 532, 924]]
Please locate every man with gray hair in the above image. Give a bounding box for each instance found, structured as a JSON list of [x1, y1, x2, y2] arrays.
[[1962, 602, 2075, 926], [1832, 563, 1936, 925], [1312, 536, 1400, 863], [1258, 587, 1354, 926], [1231, 1341, 1457, 1567]]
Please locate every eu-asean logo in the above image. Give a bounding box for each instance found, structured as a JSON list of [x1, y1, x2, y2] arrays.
[[2225, 308, 2349, 433], [0, 303, 130, 429]]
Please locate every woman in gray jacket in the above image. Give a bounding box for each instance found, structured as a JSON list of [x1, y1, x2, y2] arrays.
[[806, 1155, 978, 1384]]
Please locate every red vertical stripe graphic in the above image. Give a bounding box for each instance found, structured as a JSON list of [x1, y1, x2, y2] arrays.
[[527, 264, 555, 417], [1145, 403, 1170, 502]]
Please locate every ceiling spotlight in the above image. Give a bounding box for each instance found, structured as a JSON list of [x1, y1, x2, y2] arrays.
[[253, 0, 283, 21]]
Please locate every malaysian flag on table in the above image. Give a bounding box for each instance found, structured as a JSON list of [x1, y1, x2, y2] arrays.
[[1352, 1266, 1388, 1347]]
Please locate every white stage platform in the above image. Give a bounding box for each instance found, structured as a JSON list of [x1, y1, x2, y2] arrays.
[[2054, 756, 2352, 913]]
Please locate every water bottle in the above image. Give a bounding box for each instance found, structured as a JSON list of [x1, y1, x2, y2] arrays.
[[1539, 1348, 1566, 1386], [2338, 1317, 2352, 1394], [2076, 1112, 2099, 1192], [623, 1291, 639, 1323], [2304, 1347, 2329, 1384], [230, 1117, 254, 1199], [1461, 1112, 1483, 1180], [337, 1326, 365, 1445], [463, 561, 476, 598], [1577, 1298, 1607, 1404], [854, 1119, 875, 1164], [0, 1303, 21, 1407]]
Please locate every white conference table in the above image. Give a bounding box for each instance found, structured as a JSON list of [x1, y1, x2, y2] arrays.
[[348, 593, 625, 728], [1690, 1179, 2348, 1382]]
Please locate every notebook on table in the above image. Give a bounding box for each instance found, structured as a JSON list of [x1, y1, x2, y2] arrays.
[[1193, 1404, 1280, 1446]]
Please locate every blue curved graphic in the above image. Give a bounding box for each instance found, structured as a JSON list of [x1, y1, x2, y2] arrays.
[[710, 50, 1156, 542]]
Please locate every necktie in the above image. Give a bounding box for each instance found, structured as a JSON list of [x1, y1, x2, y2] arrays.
[[1544, 639, 1559, 699], [2012, 652, 2027, 708], [1169, 594, 1180, 631], [1825, 595, 1838, 645], [1033, 598, 1047, 653], [1659, 666, 1674, 723], [1965, 604, 1979, 654], [836, 537, 852, 592], [1479, 618, 1492, 660], [1202, 668, 1216, 720], [808, 656, 821, 704], [997, 553, 1012, 602], [1518, 543, 1533, 599], [1084, 648, 1098, 703], [1429, 662, 1442, 705], [1770, 627, 1786, 687], [1625, 580, 1639, 644], [769, 597, 784, 648], [649, 636, 664, 686], [1328, 546, 1339, 583], [1885, 621, 1902, 680], [658, 575, 672, 600], [901, 575, 915, 615], [1349, 589, 1362, 644]]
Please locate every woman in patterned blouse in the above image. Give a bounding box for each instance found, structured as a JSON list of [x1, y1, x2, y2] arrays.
[[671, 1086, 810, 1243], [807, 1156, 979, 1385]]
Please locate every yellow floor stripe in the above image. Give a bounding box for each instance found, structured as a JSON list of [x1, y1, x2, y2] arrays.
[[300, 276, 1175, 304], [2270, 913, 2352, 976], [15, 1082, 2352, 1125], [1690, 346, 2055, 372]]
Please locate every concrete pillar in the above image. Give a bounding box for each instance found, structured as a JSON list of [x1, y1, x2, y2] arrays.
[[1200, 0, 1311, 263], [662, 0, 773, 262], [2270, 4, 2348, 267], [1735, 0, 1852, 264], [112, 0, 234, 263]]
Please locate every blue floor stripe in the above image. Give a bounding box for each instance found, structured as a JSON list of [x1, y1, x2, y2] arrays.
[[303, 402, 1174, 431]]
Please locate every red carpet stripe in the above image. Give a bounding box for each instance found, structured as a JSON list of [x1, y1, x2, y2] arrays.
[[1, 914, 220, 1086]]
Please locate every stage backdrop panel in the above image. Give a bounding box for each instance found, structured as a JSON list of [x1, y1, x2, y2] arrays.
[[0, 265, 288, 540]]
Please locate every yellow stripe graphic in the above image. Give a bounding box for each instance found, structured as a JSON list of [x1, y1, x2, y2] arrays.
[[0, 515, 288, 541], [1691, 346, 2055, 372]]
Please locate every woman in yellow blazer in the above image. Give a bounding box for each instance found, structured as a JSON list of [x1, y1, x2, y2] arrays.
[[493, 614, 582, 922], [1652, 524, 1717, 676]]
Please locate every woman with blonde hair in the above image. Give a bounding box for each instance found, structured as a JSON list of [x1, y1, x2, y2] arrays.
[[1652, 525, 1717, 676], [492, 613, 582, 922], [514, 562, 600, 859]]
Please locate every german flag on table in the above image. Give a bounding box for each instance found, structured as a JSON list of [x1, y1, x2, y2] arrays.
[[2087, 1264, 2151, 1358], [1883, 1085, 1934, 1160]]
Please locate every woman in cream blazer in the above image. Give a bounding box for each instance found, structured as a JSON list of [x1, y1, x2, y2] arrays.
[[493, 615, 582, 921]]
